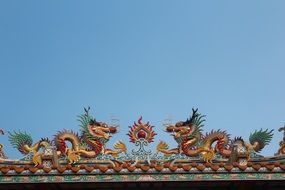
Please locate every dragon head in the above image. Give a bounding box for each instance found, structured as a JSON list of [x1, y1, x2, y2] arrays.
[[79, 108, 118, 145], [165, 108, 205, 143], [87, 119, 117, 141]]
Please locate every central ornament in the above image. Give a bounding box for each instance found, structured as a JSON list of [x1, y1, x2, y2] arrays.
[[127, 117, 157, 165], [127, 116, 156, 143]]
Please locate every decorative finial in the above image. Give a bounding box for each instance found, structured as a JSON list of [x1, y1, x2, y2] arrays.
[[276, 124, 285, 155]]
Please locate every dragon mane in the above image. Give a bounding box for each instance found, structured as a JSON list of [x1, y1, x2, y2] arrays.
[[174, 108, 205, 145], [184, 108, 205, 139]]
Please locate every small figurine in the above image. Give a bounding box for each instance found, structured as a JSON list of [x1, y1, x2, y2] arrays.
[[276, 125, 285, 155]]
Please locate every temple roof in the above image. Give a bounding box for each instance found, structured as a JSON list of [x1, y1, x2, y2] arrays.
[[0, 108, 285, 184]]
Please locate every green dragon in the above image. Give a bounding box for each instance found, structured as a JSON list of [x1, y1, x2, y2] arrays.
[[157, 108, 274, 162], [9, 108, 126, 165]]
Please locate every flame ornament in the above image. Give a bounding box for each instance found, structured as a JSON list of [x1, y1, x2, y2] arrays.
[[127, 117, 157, 143]]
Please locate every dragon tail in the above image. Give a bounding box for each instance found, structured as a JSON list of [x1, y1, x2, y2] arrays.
[[249, 128, 274, 152], [202, 130, 230, 152], [8, 131, 33, 155], [54, 130, 81, 152]]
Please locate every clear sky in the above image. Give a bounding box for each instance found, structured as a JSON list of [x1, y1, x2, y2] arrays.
[[0, 1, 284, 159]]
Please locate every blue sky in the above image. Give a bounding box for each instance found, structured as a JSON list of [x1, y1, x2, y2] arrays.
[[0, 1, 285, 158]]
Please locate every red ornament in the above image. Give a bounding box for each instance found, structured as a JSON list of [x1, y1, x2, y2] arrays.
[[137, 130, 146, 139], [128, 117, 156, 143]]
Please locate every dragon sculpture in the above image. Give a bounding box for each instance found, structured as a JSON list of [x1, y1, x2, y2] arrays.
[[9, 108, 126, 165], [0, 129, 7, 159], [276, 126, 285, 155], [157, 108, 274, 162]]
